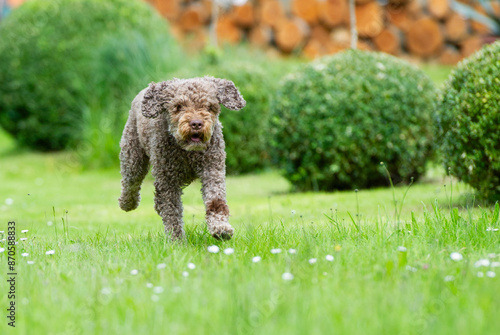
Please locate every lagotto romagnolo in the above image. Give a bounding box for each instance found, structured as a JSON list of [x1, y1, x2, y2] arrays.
[[118, 77, 246, 240]]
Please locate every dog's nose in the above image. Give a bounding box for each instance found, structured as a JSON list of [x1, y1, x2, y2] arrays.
[[190, 120, 203, 131]]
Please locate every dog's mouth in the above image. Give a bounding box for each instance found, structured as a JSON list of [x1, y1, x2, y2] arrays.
[[190, 132, 203, 143]]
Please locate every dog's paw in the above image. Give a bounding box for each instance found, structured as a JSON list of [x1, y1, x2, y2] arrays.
[[211, 224, 234, 241], [118, 193, 140, 212]]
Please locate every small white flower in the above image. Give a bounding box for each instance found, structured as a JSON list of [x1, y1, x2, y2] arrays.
[[21, 253, 28, 257], [187, 262, 196, 270], [486, 227, 499, 232], [491, 262, 500, 268], [27, 261, 34, 265], [288, 248, 297, 254], [47, 221, 53, 226], [146, 283, 154, 288], [151, 295, 160, 302], [5, 198, 13, 205], [20, 238, 27, 241], [477, 272, 485, 278], [397, 246, 407, 252], [153, 286, 164, 294], [405, 265, 417, 272], [157, 263, 167, 269], [45, 250, 55, 255], [207, 245, 220, 253], [309, 258, 317, 264], [282, 272, 294, 281], [0, 231, 4, 234], [182, 271, 189, 277], [0, 248, 4, 253], [450, 252, 463, 261], [488, 253, 496, 258], [486, 271, 496, 278], [224, 248, 234, 255], [270, 248, 282, 254], [444, 275, 455, 282], [291, 210, 296, 215], [100, 287, 112, 295], [21, 230, 28, 233], [130, 269, 138, 275], [376, 62, 386, 71], [325, 255, 334, 261], [474, 259, 490, 267], [252, 256, 261, 263]]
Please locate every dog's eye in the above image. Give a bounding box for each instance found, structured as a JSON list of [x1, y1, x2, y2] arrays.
[[174, 105, 182, 113]]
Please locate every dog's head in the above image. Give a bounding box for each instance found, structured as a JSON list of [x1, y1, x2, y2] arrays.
[[141, 77, 246, 151]]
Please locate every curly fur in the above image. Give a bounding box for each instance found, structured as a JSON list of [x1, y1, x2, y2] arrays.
[[118, 77, 246, 240]]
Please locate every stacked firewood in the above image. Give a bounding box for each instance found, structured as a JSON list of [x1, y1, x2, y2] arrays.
[[149, 0, 499, 63]]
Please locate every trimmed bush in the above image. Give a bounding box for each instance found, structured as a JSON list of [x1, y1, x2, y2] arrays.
[[437, 41, 500, 202], [271, 49, 437, 191], [0, 0, 181, 151], [174, 48, 299, 174]]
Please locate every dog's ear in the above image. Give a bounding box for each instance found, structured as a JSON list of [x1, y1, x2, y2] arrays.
[[141, 81, 172, 118], [206, 77, 246, 111]]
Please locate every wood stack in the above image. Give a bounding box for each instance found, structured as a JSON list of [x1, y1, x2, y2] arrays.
[[146, 0, 496, 64]]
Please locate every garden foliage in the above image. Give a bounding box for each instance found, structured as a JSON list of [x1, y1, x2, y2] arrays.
[[437, 41, 500, 202], [0, 0, 181, 152], [271, 50, 437, 191]]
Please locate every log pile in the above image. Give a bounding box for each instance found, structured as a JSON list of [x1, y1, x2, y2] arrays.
[[5, 0, 496, 63]]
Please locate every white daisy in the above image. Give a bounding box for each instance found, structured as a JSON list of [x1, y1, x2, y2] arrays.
[[224, 248, 234, 255], [486, 271, 496, 278], [444, 275, 454, 282], [288, 249, 297, 254], [325, 255, 334, 261], [5, 198, 13, 205], [21, 253, 28, 257], [20, 238, 27, 241], [45, 250, 55, 255], [182, 271, 189, 277], [27, 261, 34, 265], [187, 262, 196, 270], [153, 286, 164, 294], [309, 258, 317, 264], [252, 256, 261, 263], [146, 283, 154, 288], [270, 248, 282, 254], [130, 269, 138, 275], [157, 263, 167, 270], [207, 245, 220, 253], [21, 230, 29, 233], [477, 272, 485, 278], [281, 272, 294, 281], [397, 246, 407, 252], [474, 259, 490, 268], [450, 252, 463, 261]]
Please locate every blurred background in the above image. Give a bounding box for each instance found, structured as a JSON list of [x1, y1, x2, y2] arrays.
[[0, 0, 499, 198]]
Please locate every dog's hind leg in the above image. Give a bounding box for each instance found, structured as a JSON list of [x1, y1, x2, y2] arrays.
[[118, 115, 150, 212]]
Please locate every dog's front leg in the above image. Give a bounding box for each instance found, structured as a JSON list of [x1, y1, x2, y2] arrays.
[[153, 176, 185, 240], [201, 169, 234, 240]]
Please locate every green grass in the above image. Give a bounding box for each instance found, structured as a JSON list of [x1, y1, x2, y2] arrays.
[[1, 125, 499, 335]]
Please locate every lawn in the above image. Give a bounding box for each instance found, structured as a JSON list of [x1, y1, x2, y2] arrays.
[[1, 64, 499, 335]]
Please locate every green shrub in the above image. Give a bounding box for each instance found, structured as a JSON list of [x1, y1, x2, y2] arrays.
[[437, 41, 500, 202], [174, 48, 300, 174], [0, 0, 181, 152], [271, 49, 437, 191]]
